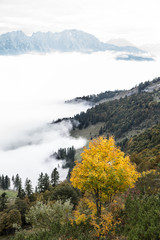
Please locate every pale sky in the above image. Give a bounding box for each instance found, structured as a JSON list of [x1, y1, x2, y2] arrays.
[[0, 0, 160, 45]]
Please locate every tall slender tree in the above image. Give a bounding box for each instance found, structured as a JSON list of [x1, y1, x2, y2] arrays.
[[25, 178, 33, 200], [51, 168, 59, 187]]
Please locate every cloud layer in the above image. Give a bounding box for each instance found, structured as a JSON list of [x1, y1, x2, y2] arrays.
[[1, 52, 160, 187]]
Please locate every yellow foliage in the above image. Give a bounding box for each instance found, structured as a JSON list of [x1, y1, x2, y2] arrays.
[[70, 136, 140, 238], [141, 169, 159, 177], [71, 136, 140, 202], [71, 195, 120, 238]]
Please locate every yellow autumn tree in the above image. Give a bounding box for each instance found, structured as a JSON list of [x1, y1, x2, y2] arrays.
[[70, 136, 140, 218]]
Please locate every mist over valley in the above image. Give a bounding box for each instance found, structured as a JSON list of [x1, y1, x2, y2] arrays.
[[1, 51, 160, 186]]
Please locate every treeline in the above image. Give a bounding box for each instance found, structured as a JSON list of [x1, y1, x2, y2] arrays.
[[72, 89, 122, 104], [138, 77, 160, 93], [52, 146, 76, 179], [0, 175, 10, 190], [67, 77, 160, 104], [0, 168, 60, 195], [53, 146, 76, 169], [74, 92, 160, 138]]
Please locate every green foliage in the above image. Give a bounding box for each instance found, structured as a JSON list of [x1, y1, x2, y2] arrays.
[[74, 92, 160, 138], [125, 124, 160, 154], [0, 209, 21, 235], [54, 146, 76, 172], [0, 193, 8, 212], [13, 222, 93, 240], [120, 123, 160, 171], [135, 170, 160, 195], [0, 190, 17, 201], [138, 80, 150, 93], [24, 178, 33, 200], [0, 175, 10, 190], [122, 194, 160, 240], [37, 173, 50, 193], [51, 181, 80, 207], [15, 198, 30, 225], [12, 174, 22, 191], [17, 185, 25, 200], [72, 89, 122, 104], [26, 200, 73, 228], [51, 168, 59, 187]]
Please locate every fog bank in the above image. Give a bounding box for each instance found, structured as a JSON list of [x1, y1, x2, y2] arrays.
[[0, 52, 160, 187]]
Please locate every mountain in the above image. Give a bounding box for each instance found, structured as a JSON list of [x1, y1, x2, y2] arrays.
[[0, 31, 32, 55], [0, 29, 145, 55]]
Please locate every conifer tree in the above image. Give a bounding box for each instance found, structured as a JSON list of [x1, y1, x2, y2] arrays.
[[13, 174, 22, 191], [0, 192, 8, 211], [25, 178, 33, 199], [17, 184, 26, 200], [51, 168, 59, 187], [37, 173, 50, 193]]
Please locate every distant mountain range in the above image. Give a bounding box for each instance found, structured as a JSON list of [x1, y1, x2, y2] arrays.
[[0, 29, 153, 61]]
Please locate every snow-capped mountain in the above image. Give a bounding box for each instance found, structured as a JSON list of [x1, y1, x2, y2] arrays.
[[0, 29, 144, 55]]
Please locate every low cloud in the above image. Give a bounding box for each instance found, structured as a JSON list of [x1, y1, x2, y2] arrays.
[[0, 52, 160, 187]]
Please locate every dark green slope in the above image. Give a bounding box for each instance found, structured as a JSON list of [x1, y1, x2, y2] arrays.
[[118, 124, 160, 171], [73, 91, 160, 139]]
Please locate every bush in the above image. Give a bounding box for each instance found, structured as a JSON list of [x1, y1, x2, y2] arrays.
[[51, 181, 80, 207], [26, 199, 73, 230], [0, 209, 22, 235]]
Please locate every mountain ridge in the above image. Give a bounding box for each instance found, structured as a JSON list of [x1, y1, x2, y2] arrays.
[[0, 29, 147, 56]]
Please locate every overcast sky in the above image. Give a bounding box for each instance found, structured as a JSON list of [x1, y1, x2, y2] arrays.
[[0, 0, 160, 45]]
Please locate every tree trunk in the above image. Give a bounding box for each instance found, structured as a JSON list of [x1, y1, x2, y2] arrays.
[[95, 190, 101, 218]]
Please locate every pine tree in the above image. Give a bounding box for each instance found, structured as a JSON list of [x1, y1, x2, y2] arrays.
[[25, 178, 33, 200], [4, 175, 10, 190], [13, 174, 22, 191], [0, 192, 8, 211], [37, 173, 50, 193], [51, 168, 59, 187], [1, 175, 5, 190], [17, 184, 26, 200], [43, 173, 50, 191]]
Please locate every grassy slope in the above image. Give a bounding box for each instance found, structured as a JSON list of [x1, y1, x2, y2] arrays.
[[0, 189, 17, 199]]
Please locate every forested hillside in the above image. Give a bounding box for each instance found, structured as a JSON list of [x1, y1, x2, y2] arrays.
[[73, 91, 160, 139], [71, 77, 160, 173], [119, 124, 160, 171]]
